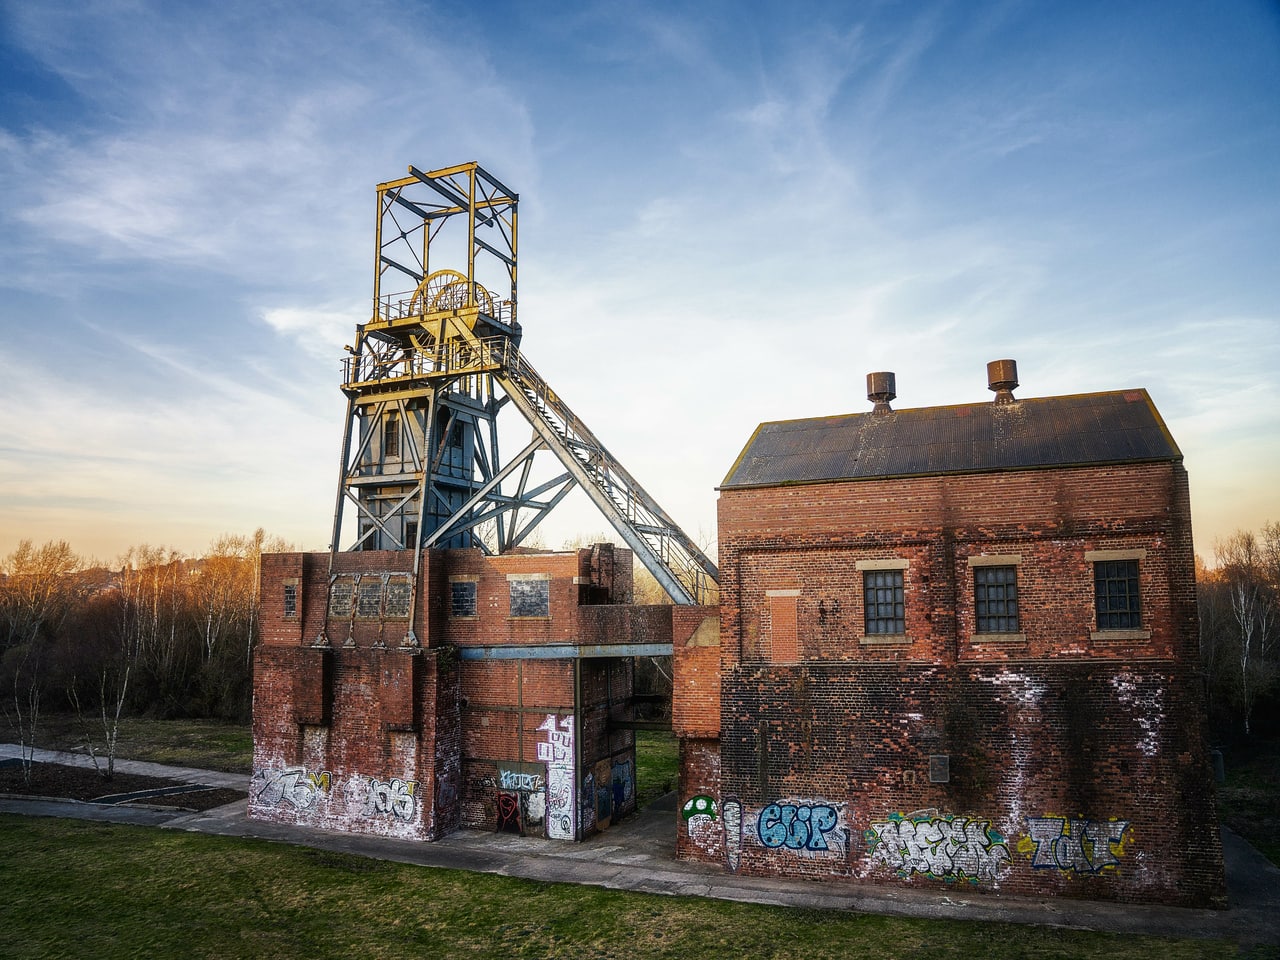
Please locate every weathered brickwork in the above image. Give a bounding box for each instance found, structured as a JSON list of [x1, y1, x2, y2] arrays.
[[252, 544, 660, 843], [672, 610, 720, 738], [251, 643, 458, 841], [674, 442, 1225, 905]]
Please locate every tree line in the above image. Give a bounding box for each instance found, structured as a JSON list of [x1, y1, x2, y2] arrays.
[[0, 531, 288, 777]]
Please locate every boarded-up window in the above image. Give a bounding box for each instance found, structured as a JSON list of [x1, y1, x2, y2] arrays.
[[509, 578, 550, 618], [283, 581, 298, 619], [357, 578, 382, 618], [329, 577, 354, 619], [451, 580, 477, 617], [384, 578, 412, 619]]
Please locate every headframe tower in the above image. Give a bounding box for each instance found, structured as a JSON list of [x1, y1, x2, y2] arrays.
[[330, 162, 717, 617]]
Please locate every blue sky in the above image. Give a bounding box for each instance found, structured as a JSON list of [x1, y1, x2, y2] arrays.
[[1, 0, 1277, 565]]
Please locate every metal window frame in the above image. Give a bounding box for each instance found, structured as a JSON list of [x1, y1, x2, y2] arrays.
[[1093, 558, 1141, 631], [863, 568, 905, 635], [974, 564, 1020, 634]]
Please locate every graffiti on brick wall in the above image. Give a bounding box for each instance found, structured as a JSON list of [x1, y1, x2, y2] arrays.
[[757, 801, 846, 855], [682, 794, 719, 854], [356, 776, 418, 821], [580, 771, 597, 832], [611, 759, 634, 811], [499, 769, 544, 792], [537, 714, 575, 840], [866, 810, 1009, 882], [1023, 816, 1131, 873], [594, 759, 613, 828], [496, 791, 522, 833], [251, 766, 331, 810], [723, 796, 743, 872]]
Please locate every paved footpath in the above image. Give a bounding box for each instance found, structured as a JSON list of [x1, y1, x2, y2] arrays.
[[2, 744, 1278, 951]]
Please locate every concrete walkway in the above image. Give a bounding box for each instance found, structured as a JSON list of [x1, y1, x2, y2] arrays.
[[2, 744, 1277, 950]]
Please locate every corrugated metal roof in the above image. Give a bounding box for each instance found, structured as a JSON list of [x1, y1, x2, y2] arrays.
[[721, 390, 1181, 489]]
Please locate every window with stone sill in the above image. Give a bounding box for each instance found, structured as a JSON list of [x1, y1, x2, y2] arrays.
[[974, 565, 1019, 634], [863, 569, 905, 636], [1094, 558, 1141, 631], [451, 579, 478, 618]]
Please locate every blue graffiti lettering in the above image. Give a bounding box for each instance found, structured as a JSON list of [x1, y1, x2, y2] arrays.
[[757, 802, 840, 851]]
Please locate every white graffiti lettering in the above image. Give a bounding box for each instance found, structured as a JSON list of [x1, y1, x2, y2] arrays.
[[251, 766, 331, 810], [498, 769, 544, 792], [536, 714, 574, 764], [723, 797, 743, 872], [538, 715, 576, 840], [867, 812, 1009, 881], [361, 777, 417, 821], [1026, 817, 1129, 873]]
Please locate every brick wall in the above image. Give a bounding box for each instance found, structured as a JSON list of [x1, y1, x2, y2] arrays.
[[250, 643, 457, 841], [254, 545, 643, 843], [672, 608, 720, 738], [717, 463, 1196, 668], [671, 459, 1225, 906], [708, 659, 1222, 904]]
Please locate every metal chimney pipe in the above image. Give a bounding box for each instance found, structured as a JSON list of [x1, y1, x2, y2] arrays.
[[867, 371, 896, 414], [987, 359, 1018, 404]]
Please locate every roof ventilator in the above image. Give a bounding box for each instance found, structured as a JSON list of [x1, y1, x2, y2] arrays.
[[987, 359, 1018, 404], [867, 371, 896, 414]]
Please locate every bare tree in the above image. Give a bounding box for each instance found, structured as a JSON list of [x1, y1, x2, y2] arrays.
[[1215, 530, 1279, 737], [0, 540, 82, 782]]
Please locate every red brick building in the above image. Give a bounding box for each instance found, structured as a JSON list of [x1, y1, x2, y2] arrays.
[[673, 362, 1226, 906], [250, 542, 715, 841]]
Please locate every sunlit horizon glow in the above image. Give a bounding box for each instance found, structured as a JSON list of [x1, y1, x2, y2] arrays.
[[1, 1, 1276, 568]]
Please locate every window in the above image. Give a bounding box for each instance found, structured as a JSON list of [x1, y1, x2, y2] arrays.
[[357, 578, 382, 618], [283, 581, 298, 619], [384, 413, 400, 458], [863, 569, 904, 635], [329, 577, 354, 619], [1094, 559, 1141, 630], [974, 565, 1019, 633], [384, 578, 412, 619], [451, 580, 478, 617], [509, 576, 550, 618], [405, 521, 418, 549]]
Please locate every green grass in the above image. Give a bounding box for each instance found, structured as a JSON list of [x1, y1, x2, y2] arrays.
[[1217, 738, 1280, 867], [0, 816, 1237, 960], [4, 713, 253, 773], [634, 729, 678, 807]]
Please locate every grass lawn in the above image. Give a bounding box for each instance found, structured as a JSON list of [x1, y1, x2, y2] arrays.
[[0, 816, 1238, 960], [1217, 738, 1280, 867], [3, 712, 253, 773], [634, 729, 678, 807]]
